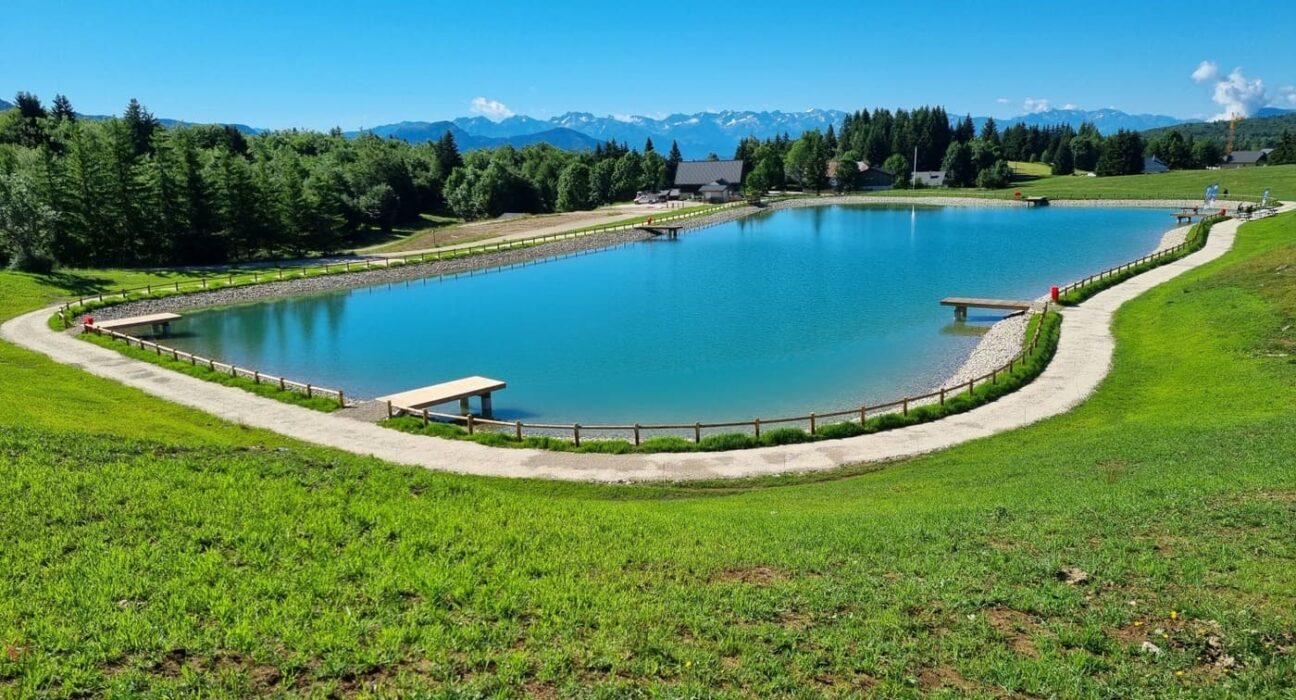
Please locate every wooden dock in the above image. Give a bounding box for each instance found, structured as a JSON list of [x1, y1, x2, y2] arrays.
[[378, 376, 507, 418], [940, 297, 1034, 320], [636, 224, 684, 238], [1024, 196, 1049, 207], [89, 312, 182, 336]]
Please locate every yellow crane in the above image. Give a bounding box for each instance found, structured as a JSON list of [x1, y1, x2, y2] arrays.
[[1225, 113, 1244, 156]]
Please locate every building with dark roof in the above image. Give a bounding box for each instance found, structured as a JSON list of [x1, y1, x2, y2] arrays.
[[1142, 156, 1169, 174], [826, 161, 895, 191], [1222, 149, 1273, 168], [673, 159, 744, 201]]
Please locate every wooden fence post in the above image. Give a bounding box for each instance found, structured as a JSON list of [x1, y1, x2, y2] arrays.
[[753, 418, 761, 439], [422, 408, 429, 427], [515, 421, 523, 440], [573, 424, 581, 446], [860, 406, 867, 425], [466, 414, 475, 435], [939, 387, 946, 405], [694, 423, 702, 443], [809, 413, 817, 435], [903, 397, 909, 416], [306, 384, 313, 398], [337, 390, 345, 408], [633, 424, 641, 446]]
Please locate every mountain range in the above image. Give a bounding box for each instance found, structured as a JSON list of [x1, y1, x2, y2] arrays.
[[364, 108, 1201, 158], [5, 96, 1294, 157]]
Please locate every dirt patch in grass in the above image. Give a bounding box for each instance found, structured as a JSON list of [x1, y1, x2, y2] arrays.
[[713, 565, 788, 585], [917, 665, 974, 691], [984, 607, 1043, 658]]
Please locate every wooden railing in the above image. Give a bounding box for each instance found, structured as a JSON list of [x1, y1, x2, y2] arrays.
[[1056, 215, 1226, 298], [389, 303, 1053, 446], [84, 325, 346, 407], [56, 199, 753, 326]]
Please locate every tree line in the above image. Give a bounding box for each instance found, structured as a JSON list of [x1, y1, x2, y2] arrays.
[[0, 93, 684, 271]]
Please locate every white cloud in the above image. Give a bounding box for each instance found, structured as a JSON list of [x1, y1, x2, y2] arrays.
[[1022, 97, 1051, 113], [995, 97, 1010, 105], [1062, 103, 1078, 110], [1191, 60, 1220, 83], [1280, 86, 1296, 105], [469, 96, 514, 120], [1207, 67, 1268, 120]]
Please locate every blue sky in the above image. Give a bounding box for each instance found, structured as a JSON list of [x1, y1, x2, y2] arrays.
[[5, 1, 1294, 129]]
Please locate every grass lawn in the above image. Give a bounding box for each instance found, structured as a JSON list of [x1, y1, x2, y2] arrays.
[[871, 163, 1296, 203], [1008, 161, 1053, 178], [0, 214, 1294, 697]]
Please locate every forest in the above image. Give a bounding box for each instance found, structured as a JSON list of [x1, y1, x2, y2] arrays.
[[0, 93, 679, 270], [4, 92, 1293, 272]]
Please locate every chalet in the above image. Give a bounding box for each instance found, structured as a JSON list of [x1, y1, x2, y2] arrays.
[[674, 159, 744, 202], [1142, 156, 1169, 174], [1221, 149, 1272, 168], [911, 170, 947, 188], [826, 161, 895, 191]]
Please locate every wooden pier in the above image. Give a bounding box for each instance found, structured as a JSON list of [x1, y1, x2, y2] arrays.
[[1024, 196, 1049, 207], [636, 224, 684, 239], [940, 297, 1035, 321], [88, 312, 182, 336], [378, 376, 507, 419]]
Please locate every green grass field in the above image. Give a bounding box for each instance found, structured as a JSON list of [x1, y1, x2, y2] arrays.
[[0, 212, 1294, 697], [884, 164, 1296, 203]]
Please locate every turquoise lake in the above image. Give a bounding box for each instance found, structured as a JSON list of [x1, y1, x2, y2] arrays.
[[166, 205, 1169, 424]]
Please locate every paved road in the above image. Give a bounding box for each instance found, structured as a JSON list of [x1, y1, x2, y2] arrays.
[[4, 208, 1277, 482]]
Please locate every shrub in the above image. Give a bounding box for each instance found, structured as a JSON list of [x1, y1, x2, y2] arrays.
[[699, 433, 758, 451], [759, 428, 811, 446], [576, 440, 637, 454], [639, 436, 696, 452], [816, 421, 865, 439]]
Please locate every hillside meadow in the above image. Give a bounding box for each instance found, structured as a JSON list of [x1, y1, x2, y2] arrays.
[[0, 211, 1293, 697]]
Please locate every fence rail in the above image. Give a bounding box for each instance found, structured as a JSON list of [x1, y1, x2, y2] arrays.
[[84, 325, 347, 407], [387, 303, 1052, 445], [56, 199, 753, 325], [1057, 215, 1226, 297]]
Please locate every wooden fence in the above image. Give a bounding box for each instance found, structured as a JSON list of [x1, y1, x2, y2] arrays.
[[388, 303, 1053, 445], [84, 325, 347, 407], [57, 199, 753, 325], [1057, 215, 1226, 298]]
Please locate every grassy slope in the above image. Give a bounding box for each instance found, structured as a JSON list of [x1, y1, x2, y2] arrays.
[[0, 216, 1294, 697], [875, 163, 1296, 202]]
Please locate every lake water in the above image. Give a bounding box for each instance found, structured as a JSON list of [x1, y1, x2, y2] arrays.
[[165, 205, 1168, 424]]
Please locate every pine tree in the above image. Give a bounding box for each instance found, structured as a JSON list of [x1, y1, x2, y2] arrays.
[[643, 137, 654, 153], [51, 94, 76, 123], [122, 98, 159, 157], [979, 117, 1000, 144], [1051, 136, 1075, 175], [434, 130, 463, 171], [666, 140, 683, 184], [825, 124, 838, 155]]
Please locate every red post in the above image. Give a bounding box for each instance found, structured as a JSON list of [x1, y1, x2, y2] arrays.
[[1050, 286, 1059, 302]]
